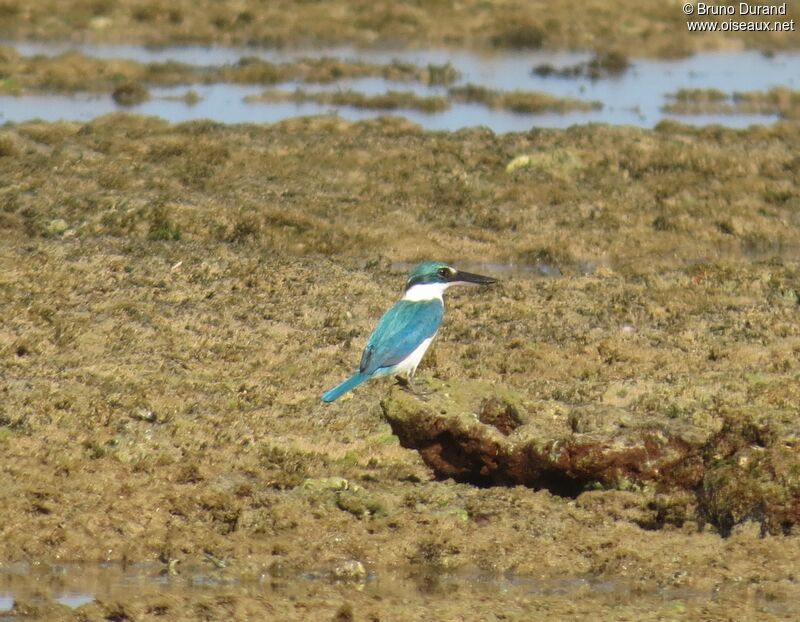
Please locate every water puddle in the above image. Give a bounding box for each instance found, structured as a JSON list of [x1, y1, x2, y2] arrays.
[[1, 561, 791, 615], [390, 237, 800, 281], [389, 260, 586, 278], [1, 42, 797, 130]]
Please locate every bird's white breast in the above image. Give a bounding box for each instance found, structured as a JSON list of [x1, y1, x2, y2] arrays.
[[392, 336, 434, 376]]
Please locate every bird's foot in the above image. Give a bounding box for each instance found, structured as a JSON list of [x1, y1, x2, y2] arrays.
[[395, 375, 432, 400]]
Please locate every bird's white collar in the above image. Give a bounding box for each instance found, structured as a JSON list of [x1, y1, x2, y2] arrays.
[[403, 282, 448, 302]]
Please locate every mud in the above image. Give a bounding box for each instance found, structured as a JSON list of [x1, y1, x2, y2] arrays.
[[1, 114, 800, 619], [0, 46, 460, 95], [448, 84, 601, 114], [245, 85, 600, 116], [533, 51, 630, 80], [245, 88, 450, 114]]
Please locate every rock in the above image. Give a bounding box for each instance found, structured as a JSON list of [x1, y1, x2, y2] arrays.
[[698, 417, 800, 536], [299, 477, 351, 492], [477, 396, 523, 435], [335, 488, 386, 518], [46, 218, 68, 236], [112, 82, 150, 106], [330, 559, 366, 583], [382, 379, 800, 535], [382, 379, 703, 495]]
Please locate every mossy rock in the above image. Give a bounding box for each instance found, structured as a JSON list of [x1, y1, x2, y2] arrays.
[[383, 380, 800, 536], [381, 379, 703, 495], [699, 417, 800, 536]]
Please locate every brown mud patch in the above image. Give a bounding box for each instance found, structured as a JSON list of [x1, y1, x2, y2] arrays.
[[533, 51, 631, 80], [664, 87, 800, 120], [448, 84, 601, 114], [0, 1, 798, 56], [1, 116, 800, 618]]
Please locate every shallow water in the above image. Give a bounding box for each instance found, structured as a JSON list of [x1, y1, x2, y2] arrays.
[[391, 237, 800, 280], [0, 561, 787, 615], [1, 41, 797, 130]]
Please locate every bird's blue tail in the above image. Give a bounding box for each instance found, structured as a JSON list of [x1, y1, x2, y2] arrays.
[[321, 373, 368, 403]]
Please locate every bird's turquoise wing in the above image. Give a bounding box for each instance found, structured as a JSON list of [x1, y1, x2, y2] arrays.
[[359, 299, 443, 375]]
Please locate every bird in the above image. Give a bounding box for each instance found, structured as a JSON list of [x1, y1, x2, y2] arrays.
[[321, 261, 497, 402]]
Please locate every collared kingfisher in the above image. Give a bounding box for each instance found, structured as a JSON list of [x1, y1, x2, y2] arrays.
[[321, 261, 497, 402]]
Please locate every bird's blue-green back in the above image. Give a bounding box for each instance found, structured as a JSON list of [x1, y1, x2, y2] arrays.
[[359, 299, 443, 375]]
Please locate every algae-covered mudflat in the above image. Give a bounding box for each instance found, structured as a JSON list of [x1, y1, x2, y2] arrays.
[[2, 115, 800, 620], [2, 1, 800, 621], [1, 0, 798, 55]]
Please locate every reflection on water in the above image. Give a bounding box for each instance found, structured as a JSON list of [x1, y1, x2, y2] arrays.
[[0, 41, 797, 130], [54, 593, 95, 608]]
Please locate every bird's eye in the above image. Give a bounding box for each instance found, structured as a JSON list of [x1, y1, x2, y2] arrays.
[[438, 267, 449, 277]]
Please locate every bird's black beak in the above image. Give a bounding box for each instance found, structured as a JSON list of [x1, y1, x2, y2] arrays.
[[450, 270, 497, 286]]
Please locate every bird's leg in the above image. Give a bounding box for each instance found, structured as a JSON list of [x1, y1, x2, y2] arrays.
[[395, 373, 431, 399]]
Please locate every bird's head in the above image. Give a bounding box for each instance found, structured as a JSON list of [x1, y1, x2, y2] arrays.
[[404, 261, 497, 300]]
